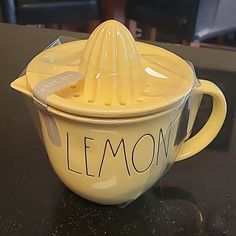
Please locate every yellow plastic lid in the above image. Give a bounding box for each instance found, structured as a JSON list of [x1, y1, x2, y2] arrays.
[[26, 20, 194, 118]]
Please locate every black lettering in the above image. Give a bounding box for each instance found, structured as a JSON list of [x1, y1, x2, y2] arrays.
[[132, 134, 155, 173], [98, 139, 130, 177], [66, 132, 82, 174], [84, 137, 95, 177], [156, 127, 171, 165]]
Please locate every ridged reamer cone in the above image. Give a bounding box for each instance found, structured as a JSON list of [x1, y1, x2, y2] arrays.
[[79, 20, 145, 106]]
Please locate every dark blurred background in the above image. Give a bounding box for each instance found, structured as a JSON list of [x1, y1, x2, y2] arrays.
[[0, 0, 236, 49]]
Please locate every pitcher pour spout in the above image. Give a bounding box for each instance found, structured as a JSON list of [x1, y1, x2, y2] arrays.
[[11, 75, 32, 97]]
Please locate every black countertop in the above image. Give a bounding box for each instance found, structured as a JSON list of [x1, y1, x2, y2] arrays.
[[0, 23, 236, 236]]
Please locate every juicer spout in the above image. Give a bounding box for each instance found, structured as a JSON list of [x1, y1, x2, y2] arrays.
[[11, 75, 32, 97]]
